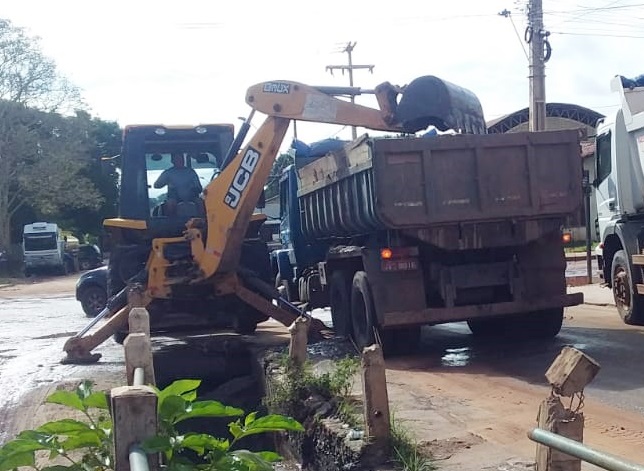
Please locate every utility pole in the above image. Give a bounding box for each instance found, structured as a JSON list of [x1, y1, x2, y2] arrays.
[[526, 0, 549, 131], [326, 42, 375, 139]]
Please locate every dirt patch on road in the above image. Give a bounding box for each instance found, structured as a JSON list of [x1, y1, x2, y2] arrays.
[[0, 274, 79, 298]]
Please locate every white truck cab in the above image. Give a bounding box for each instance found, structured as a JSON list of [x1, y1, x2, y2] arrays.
[[22, 222, 68, 276], [595, 75, 644, 324]]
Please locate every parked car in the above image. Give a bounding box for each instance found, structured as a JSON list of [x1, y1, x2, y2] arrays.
[[77, 244, 103, 271], [75, 266, 107, 317]]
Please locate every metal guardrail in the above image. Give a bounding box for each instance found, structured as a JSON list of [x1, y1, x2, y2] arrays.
[[528, 428, 644, 471], [129, 445, 150, 471], [133, 367, 145, 387], [128, 367, 149, 471]]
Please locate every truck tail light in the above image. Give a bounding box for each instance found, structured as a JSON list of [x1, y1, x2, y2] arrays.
[[379, 246, 419, 260], [562, 232, 572, 244], [380, 246, 419, 272], [380, 248, 393, 259]]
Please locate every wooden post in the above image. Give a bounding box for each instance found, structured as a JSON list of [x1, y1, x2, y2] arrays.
[[536, 347, 599, 471], [111, 385, 158, 471], [288, 316, 309, 367], [129, 308, 151, 337], [124, 333, 155, 386], [361, 344, 390, 451], [536, 396, 584, 471], [127, 285, 147, 308]]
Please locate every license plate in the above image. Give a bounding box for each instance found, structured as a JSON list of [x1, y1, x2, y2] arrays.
[[381, 259, 419, 272]]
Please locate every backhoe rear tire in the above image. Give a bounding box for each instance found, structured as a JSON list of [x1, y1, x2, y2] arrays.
[[233, 314, 258, 335]]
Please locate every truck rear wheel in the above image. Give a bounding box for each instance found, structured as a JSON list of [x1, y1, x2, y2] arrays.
[[612, 249, 644, 325], [350, 271, 376, 349], [330, 270, 352, 338], [467, 308, 563, 339], [349, 271, 419, 356]]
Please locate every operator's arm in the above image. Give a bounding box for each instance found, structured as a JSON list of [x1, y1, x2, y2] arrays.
[[192, 171, 203, 194], [154, 170, 169, 189]]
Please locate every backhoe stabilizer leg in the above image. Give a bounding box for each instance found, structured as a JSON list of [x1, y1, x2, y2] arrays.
[[61, 304, 132, 364], [234, 283, 331, 340]]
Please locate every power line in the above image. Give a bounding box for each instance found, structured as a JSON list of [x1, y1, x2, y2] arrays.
[[543, 3, 644, 14], [499, 9, 530, 60], [551, 30, 644, 37]]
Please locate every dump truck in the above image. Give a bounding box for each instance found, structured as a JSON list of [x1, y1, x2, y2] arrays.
[[595, 74, 644, 325], [273, 128, 585, 354]]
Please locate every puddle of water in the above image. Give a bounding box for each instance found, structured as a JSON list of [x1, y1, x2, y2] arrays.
[[441, 346, 474, 367]]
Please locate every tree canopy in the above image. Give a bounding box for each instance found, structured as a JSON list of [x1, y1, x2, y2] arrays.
[[0, 19, 121, 250]]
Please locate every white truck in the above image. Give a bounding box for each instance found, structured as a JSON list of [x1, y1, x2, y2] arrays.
[[595, 74, 644, 324], [23, 222, 77, 276]]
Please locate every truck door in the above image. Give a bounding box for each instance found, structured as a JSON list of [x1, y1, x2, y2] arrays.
[[595, 130, 619, 239]]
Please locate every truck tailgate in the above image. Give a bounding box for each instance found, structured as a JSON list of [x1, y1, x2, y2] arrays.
[[373, 129, 581, 227]]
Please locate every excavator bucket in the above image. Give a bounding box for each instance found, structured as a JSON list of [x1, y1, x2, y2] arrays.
[[396, 75, 487, 134]]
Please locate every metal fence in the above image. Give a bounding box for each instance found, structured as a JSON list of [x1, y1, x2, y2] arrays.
[[528, 428, 644, 471]]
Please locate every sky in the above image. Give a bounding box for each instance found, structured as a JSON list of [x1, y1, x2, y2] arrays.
[[3, 0, 644, 146]]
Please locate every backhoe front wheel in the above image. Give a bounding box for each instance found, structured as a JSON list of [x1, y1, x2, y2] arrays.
[[612, 250, 644, 325]]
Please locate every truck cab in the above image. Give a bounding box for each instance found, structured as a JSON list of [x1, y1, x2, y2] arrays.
[[594, 75, 644, 324], [22, 222, 68, 275], [272, 164, 329, 302]]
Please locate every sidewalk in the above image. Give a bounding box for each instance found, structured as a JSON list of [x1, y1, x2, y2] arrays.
[[568, 283, 615, 306], [565, 252, 596, 262]]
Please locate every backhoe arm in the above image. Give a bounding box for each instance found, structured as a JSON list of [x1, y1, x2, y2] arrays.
[[197, 80, 404, 279]]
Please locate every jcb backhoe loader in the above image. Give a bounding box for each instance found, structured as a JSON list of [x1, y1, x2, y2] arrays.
[[62, 75, 485, 364]]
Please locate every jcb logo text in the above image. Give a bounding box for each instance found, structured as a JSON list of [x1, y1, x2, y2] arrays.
[[224, 147, 261, 209]]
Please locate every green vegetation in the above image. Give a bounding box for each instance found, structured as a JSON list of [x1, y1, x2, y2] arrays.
[[0, 19, 121, 250], [265, 355, 360, 425], [0, 379, 303, 471], [391, 413, 434, 471]]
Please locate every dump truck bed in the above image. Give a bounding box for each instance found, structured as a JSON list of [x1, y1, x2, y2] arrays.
[[297, 129, 581, 239]]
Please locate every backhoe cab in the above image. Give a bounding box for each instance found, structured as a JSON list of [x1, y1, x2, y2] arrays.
[[62, 76, 485, 364]]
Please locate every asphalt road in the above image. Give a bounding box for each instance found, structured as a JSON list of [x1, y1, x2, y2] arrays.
[[1, 276, 643, 469], [0, 293, 124, 444]]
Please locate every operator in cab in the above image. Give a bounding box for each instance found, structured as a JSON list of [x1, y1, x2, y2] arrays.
[[154, 152, 203, 216]]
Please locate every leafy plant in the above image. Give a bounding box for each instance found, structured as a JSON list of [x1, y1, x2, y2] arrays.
[[0, 380, 112, 471], [0, 379, 304, 471], [144, 379, 304, 470]]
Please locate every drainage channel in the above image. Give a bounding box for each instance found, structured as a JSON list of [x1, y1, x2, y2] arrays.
[[151, 331, 378, 471]]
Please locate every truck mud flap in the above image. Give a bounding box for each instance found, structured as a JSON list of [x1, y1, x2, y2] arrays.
[[396, 75, 487, 134], [382, 293, 583, 327]]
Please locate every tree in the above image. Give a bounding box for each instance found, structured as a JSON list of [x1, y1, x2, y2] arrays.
[[0, 18, 99, 250], [57, 112, 122, 241]]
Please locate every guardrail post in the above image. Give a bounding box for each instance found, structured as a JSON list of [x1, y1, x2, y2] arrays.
[[536, 347, 600, 471], [111, 385, 158, 471], [288, 316, 309, 367], [124, 333, 155, 386], [361, 344, 390, 454], [129, 307, 151, 337]]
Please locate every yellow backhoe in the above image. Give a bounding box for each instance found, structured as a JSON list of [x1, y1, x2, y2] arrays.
[[62, 76, 484, 363]]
